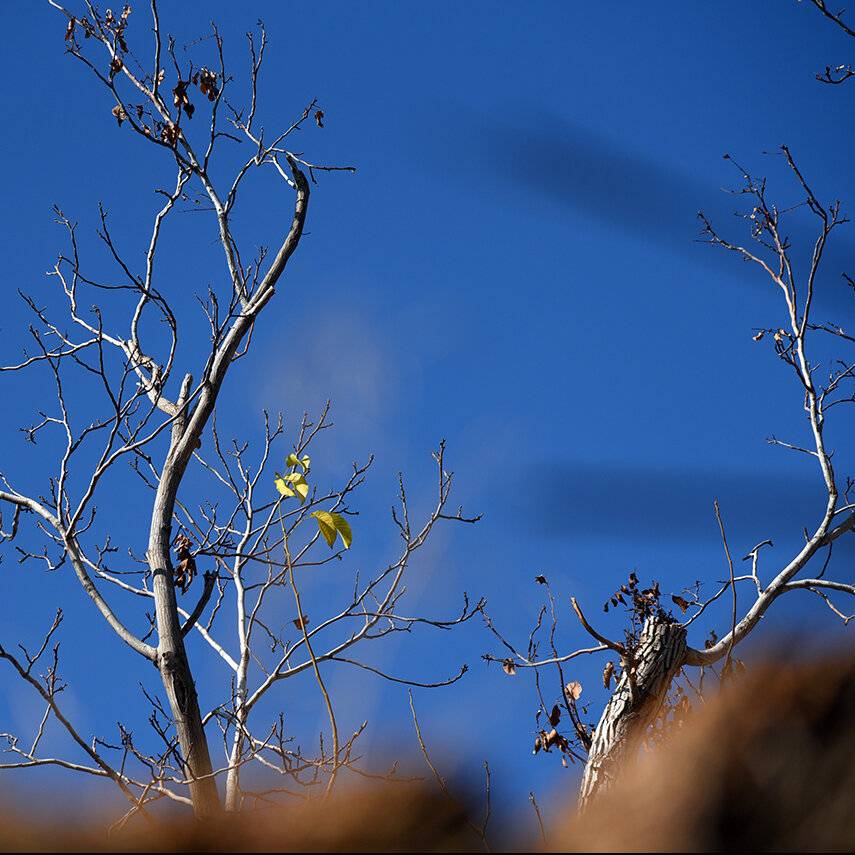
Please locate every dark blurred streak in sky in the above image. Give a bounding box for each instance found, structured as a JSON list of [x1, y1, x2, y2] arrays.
[[511, 460, 840, 548], [486, 115, 713, 239], [466, 111, 854, 317]]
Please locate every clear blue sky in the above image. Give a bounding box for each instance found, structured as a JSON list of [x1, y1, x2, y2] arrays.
[[1, 0, 854, 835]]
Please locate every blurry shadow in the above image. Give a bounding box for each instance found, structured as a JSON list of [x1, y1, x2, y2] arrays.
[[467, 109, 854, 317], [513, 459, 837, 547]]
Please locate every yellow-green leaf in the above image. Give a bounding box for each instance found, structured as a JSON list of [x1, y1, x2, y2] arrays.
[[329, 512, 352, 549], [310, 510, 352, 549], [290, 475, 309, 504], [285, 453, 311, 472], [274, 472, 294, 497], [311, 510, 337, 547], [274, 471, 309, 503]]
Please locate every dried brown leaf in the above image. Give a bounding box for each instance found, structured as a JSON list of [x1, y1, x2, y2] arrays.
[[672, 594, 690, 614], [197, 68, 219, 101], [565, 680, 583, 701], [603, 660, 615, 690], [111, 104, 128, 126]]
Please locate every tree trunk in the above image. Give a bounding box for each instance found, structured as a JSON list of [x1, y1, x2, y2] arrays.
[[143, 161, 309, 819], [578, 616, 687, 809], [151, 561, 220, 818], [149, 400, 221, 819], [223, 713, 245, 812]]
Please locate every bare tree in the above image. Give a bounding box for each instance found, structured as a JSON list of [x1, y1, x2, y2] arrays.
[[485, 3, 855, 809], [0, 2, 480, 822]]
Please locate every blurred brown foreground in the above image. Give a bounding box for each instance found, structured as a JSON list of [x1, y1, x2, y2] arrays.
[[556, 649, 855, 852], [2, 650, 854, 853]]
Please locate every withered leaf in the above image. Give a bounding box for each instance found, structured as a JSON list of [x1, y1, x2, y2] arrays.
[[314, 109, 325, 128], [672, 594, 690, 614], [533, 735, 542, 755], [198, 68, 219, 101], [110, 55, 123, 76], [565, 680, 583, 701], [541, 728, 568, 752], [173, 80, 190, 109], [534, 574, 547, 585], [603, 660, 615, 690], [293, 614, 310, 630], [172, 533, 196, 594], [753, 330, 765, 342], [65, 18, 76, 41], [160, 121, 179, 147], [501, 658, 517, 676], [111, 104, 128, 126], [548, 704, 561, 727]]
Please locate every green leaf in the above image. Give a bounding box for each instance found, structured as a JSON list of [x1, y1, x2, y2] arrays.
[[274, 472, 293, 497], [274, 472, 309, 503], [329, 513, 352, 549], [285, 453, 311, 472], [310, 510, 352, 549], [289, 474, 309, 504], [311, 511, 337, 547]]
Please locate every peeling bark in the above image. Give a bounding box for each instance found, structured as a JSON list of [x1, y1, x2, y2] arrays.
[[579, 616, 687, 808]]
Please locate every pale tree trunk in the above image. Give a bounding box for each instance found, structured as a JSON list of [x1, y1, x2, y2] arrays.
[[152, 580, 220, 818], [148, 389, 221, 819], [578, 616, 687, 809], [223, 647, 249, 811], [223, 710, 246, 812], [145, 162, 308, 820]]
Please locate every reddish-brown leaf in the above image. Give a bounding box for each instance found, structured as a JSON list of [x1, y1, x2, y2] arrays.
[[603, 661, 615, 690], [672, 594, 690, 614]]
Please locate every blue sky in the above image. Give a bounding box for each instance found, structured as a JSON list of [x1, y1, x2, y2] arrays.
[[1, 0, 854, 836]]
